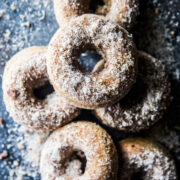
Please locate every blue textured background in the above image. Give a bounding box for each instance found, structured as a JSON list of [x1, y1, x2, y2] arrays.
[[0, 0, 180, 179]]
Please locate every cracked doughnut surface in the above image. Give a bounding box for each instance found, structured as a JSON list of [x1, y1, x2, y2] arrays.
[[47, 14, 137, 109], [2, 46, 80, 132]]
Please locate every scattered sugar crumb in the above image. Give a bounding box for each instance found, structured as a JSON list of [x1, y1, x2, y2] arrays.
[[0, 0, 179, 179], [0, 151, 8, 160]]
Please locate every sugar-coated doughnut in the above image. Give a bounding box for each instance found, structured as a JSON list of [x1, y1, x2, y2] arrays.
[[47, 14, 137, 109], [40, 121, 118, 180], [94, 51, 171, 132], [3, 46, 80, 132], [118, 138, 177, 180], [54, 0, 139, 30]]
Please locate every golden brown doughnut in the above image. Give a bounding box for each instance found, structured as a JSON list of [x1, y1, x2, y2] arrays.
[[47, 14, 137, 109], [54, 0, 139, 30], [118, 138, 177, 180], [94, 51, 171, 132], [40, 121, 118, 180], [2, 46, 80, 132]]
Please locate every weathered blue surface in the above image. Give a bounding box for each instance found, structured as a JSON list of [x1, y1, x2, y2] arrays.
[[0, 0, 180, 179]]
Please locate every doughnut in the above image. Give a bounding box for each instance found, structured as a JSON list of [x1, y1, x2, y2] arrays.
[[47, 14, 137, 109], [53, 0, 139, 30], [118, 138, 177, 180], [94, 51, 171, 132], [2, 46, 80, 132], [40, 121, 118, 179]]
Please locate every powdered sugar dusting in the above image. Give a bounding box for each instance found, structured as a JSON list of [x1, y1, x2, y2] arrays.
[[54, 0, 139, 30], [119, 138, 177, 179], [0, 121, 48, 179], [0, 0, 179, 179], [54, 0, 91, 26], [97, 0, 139, 30], [47, 14, 137, 109], [40, 121, 118, 180], [94, 51, 171, 132], [2, 46, 80, 132]]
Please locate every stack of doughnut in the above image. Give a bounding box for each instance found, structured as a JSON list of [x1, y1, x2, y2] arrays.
[[2, 0, 177, 179]]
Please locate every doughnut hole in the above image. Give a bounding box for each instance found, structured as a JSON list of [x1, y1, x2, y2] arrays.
[[47, 15, 137, 108], [52, 148, 86, 177], [74, 43, 104, 73], [131, 172, 143, 180], [69, 150, 87, 175], [33, 81, 54, 100], [78, 50, 103, 72], [90, 0, 112, 16], [89, 0, 105, 13], [23, 75, 55, 103], [120, 77, 148, 108], [119, 58, 149, 108]]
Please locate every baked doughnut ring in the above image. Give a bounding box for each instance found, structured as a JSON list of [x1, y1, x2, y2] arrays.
[[53, 0, 139, 30], [118, 138, 177, 180], [47, 14, 137, 109], [3, 46, 80, 132], [40, 121, 118, 180], [94, 51, 171, 132]]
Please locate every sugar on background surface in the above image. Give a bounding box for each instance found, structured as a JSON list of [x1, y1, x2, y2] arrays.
[[0, 0, 180, 179]]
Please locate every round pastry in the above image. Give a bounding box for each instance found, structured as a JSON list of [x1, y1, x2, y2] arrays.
[[40, 121, 118, 180], [47, 14, 137, 109], [118, 138, 177, 180], [94, 51, 171, 133], [2, 46, 80, 132], [53, 0, 139, 30]]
